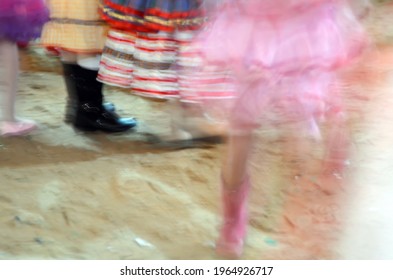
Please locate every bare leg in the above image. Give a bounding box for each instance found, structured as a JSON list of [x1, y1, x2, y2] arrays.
[[323, 109, 350, 175], [60, 51, 77, 63], [0, 40, 18, 122], [216, 131, 254, 258], [317, 97, 350, 195], [0, 40, 37, 136], [215, 77, 269, 257], [169, 100, 229, 140], [222, 133, 254, 189]]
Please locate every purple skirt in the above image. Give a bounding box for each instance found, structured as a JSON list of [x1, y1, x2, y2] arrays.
[[0, 0, 49, 42]]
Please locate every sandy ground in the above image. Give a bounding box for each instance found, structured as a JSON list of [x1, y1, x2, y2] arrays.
[[1, 4, 393, 260]]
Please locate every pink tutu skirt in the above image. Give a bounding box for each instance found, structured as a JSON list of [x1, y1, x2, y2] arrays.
[[0, 0, 49, 42], [180, 0, 368, 132], [196, 0, 367, 75]]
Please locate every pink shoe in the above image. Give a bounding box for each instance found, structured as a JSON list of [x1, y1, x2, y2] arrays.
[[216, 176, 250, 258], [0, 120, 37, 137]]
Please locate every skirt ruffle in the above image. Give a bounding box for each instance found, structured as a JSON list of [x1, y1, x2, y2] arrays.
[[176, 0, 368, 132], [98, 29, 182, 98], [194, 0, 367, 76]]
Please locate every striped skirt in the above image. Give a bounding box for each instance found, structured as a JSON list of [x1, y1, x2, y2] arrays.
[[98, 28, 236, 101], [98, 29, 180, 98]]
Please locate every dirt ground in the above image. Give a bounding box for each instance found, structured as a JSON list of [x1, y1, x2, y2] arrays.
[[1, 4, 393, 260]]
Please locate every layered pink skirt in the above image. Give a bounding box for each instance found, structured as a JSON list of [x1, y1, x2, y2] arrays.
[[180, 0, 368, 131]]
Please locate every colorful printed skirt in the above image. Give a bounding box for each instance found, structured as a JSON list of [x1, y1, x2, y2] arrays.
[[41, 0, 108, 53], [0, 0, 49, 42], [97, 1, 215, 99], [99, 0, 205, 33]]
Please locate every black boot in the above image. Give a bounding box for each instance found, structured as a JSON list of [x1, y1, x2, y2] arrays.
[[62, 63, 118, 122], [75, 103, 137, 133], [62, 63, 137, 133], [62, 63, 79, 123]]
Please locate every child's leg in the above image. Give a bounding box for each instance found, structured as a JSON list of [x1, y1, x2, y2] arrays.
[[0, 39, 37, 136], [0, 40, 18, 122], [60, 51, 77, 64], [222, 133, 254, 189], [215, 78, 264, 257], [60, 51, 137, 132], [168, 100, 229, 140], [323, 106, 350, 176], [317, 103, 350, 195], [60, 51, 78, 123], [216, 132, 254, 258]]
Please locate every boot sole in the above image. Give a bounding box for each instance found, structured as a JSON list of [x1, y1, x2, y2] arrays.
[[73, 124, 135, 133]]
